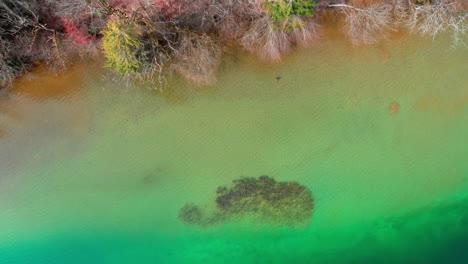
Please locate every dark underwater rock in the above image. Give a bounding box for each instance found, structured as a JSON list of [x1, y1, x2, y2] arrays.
[[179, 175, 314, 227]]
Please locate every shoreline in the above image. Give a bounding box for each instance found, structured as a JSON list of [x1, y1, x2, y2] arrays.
[[1, 0, 466, 91]]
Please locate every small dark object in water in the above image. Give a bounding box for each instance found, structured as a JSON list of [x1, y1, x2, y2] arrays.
[[142, 174, 157, 184], [275, 76, 282, 82], [142, 168, 163, 185], [179, 175, 314, 227]]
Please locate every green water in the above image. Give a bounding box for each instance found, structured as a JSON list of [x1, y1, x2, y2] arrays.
[[0, 34, 467, 263]]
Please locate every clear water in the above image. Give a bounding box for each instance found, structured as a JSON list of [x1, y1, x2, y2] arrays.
[[0, 33, 467, 263]]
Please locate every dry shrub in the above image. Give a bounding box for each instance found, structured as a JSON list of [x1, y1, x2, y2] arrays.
[[46, 0, 97, 19], [172, 0, 263, 39], [0, 0, 76, 79], [40, 35, 70, 74], [393, 0, 410, 20], [0, 0, 40, 35], [13, 26, 99, 75], [289, 16, 320, 46], [0, 42, 16, 87], [214, 0, 264, 41], [48, 38, 101, 73], [172, 32, 222, 86], [332, 3, 394, 45], [402, 0, 467, 46], [239, 1, 320, 61], [48, 0, 107, 41], [170, 0, 223, 32], [241, 16, 292, 61]]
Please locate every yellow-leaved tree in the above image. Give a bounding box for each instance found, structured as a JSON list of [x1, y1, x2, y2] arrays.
[[101, 19, 146, 76]]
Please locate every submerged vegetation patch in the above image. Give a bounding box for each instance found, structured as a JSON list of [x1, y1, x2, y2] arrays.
[[179, 175, 314, 227]]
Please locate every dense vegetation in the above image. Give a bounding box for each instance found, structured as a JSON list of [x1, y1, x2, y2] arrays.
[[0, 0, 466, 89], [179, 175, 315, 227], [264, 0, 317, 30]]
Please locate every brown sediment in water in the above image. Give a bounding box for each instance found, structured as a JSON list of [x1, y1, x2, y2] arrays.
[[0, 64, 94, 143], [316, 10, 345, 40], [414, 95, 443, 112], [414, 95, 468, 117], [390, 102, 400, 114], [10, 64, 94, 101], [0, 97, 24, 139], [317, 7, 411, 62], [0, 99, 24, 122]]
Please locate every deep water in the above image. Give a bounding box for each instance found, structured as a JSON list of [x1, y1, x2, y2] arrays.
[[0, 33, 467, 263], [1, 196, 468, 264]]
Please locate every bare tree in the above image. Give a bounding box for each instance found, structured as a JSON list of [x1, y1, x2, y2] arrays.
[[170, 0, 262, 39], [0, 1, 55, 83], [46, 0, 108, 37], [241, 16, 292, 61], [0, 0, 81, 75], [46, 0, 97, 19], [0, 0, 39, 35], [0, 42, 16, 87], [137, 22, 177, 89], [213, 0, 264, 41], [239, 0, 321, 61], [289, 16, 320, 46], [172, 31, 222, 86], [329, 3, 394, 45], [398, 0, 467, 46]]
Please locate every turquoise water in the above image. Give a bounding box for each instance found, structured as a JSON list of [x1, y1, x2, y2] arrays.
[[0, 34, 467, 263]]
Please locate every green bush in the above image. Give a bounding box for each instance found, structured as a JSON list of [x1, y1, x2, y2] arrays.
[[264, 0, 317, 30], [101, 20, 146, 76]]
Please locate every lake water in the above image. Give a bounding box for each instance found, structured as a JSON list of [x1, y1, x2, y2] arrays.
[[0, 32, 467, 263]]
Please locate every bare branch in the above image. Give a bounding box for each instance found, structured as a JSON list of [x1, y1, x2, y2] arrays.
[[401, 0, 467, 46], [241, 16, 292, 61], [0, 41, 16, 87], [172, 31, 222, 86], [330, 3, 394, 45], [289, 16, 320, 46]]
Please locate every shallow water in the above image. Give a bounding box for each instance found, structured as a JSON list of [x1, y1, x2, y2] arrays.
[[0, 33, 467, 263]]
